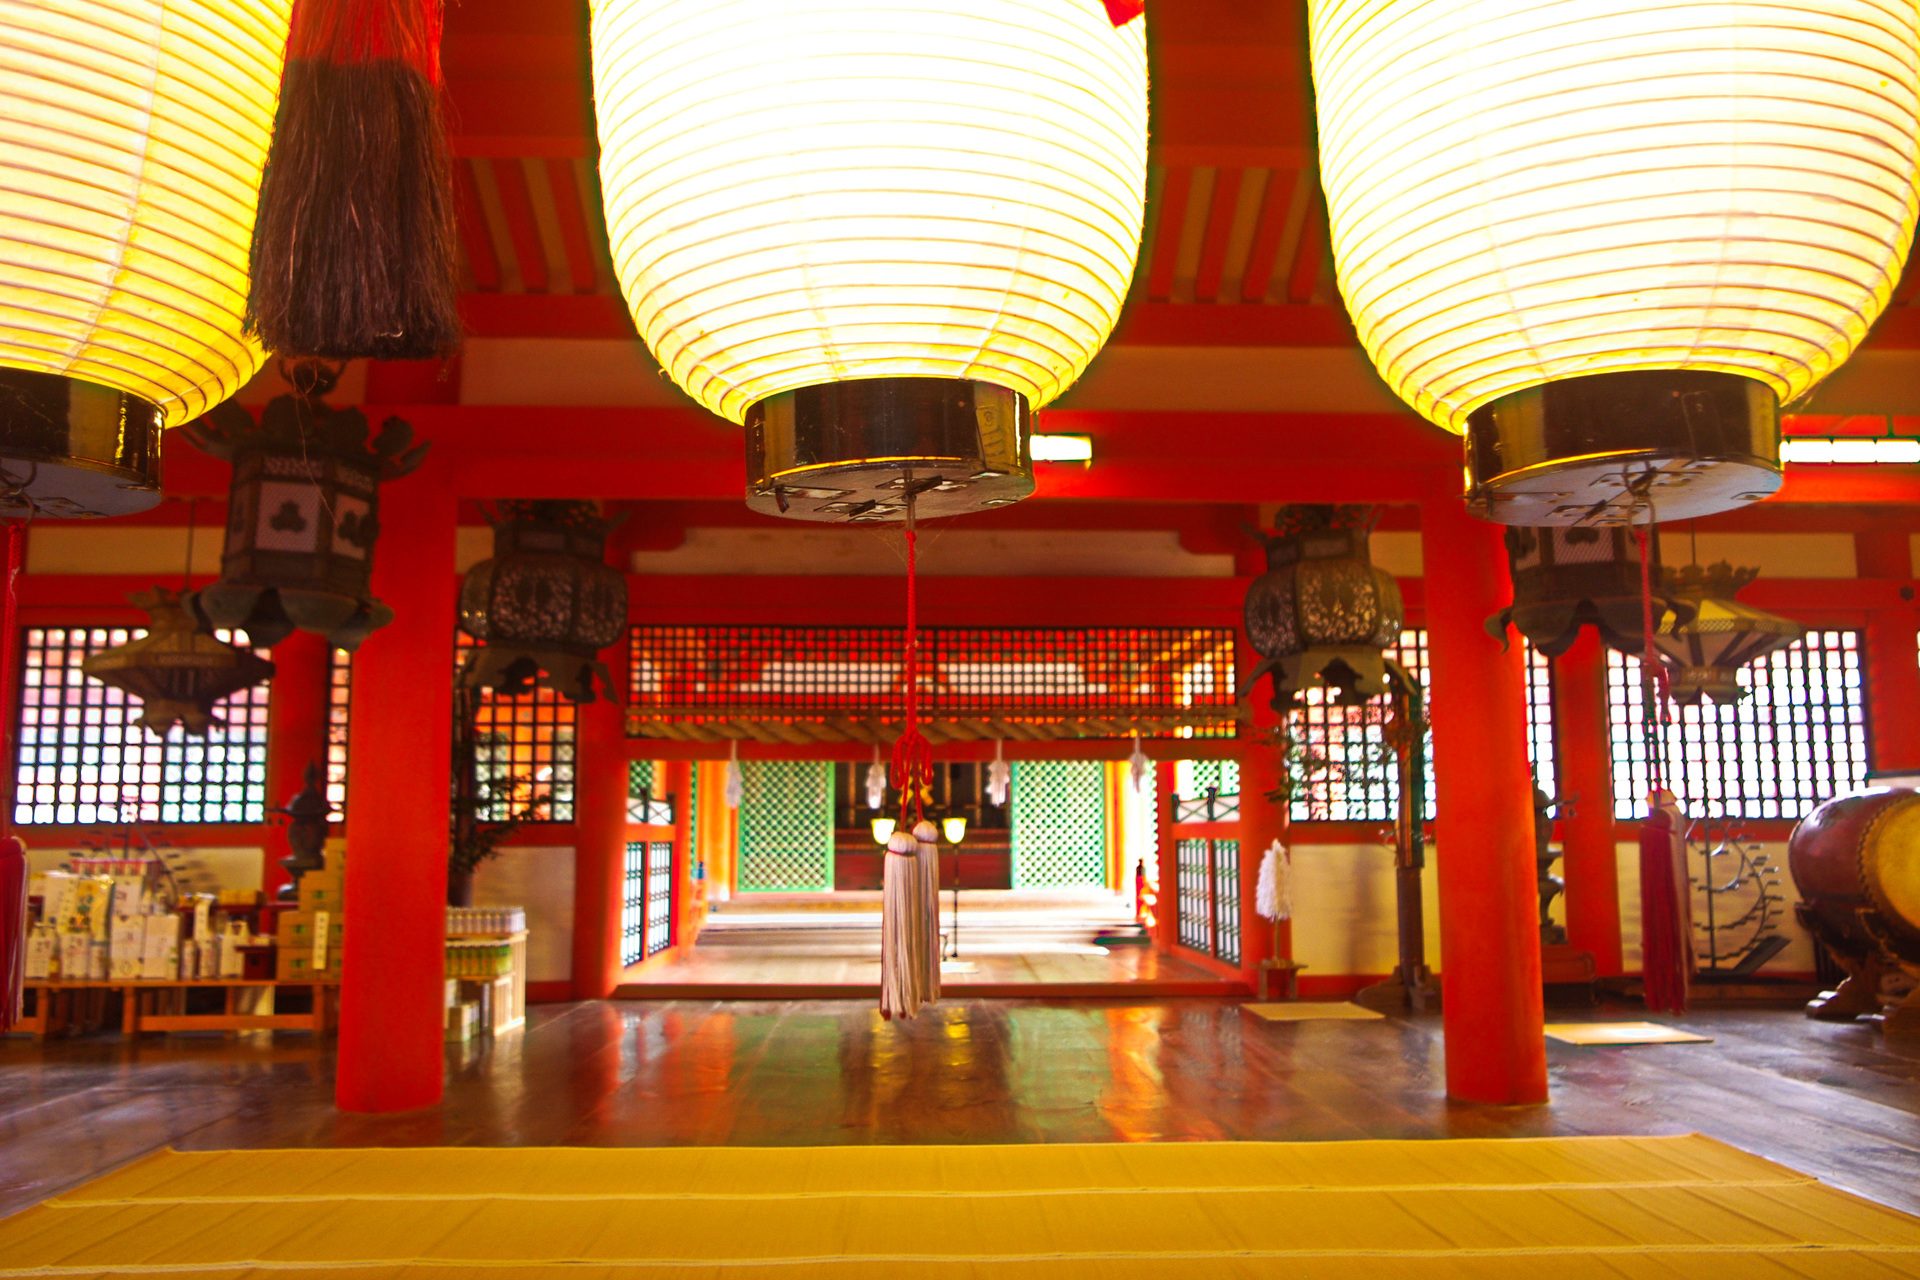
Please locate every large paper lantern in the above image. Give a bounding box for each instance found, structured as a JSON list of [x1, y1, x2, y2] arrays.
[[591, 0, 1148, 522], [1309, 1, 1920, 525], [0, 0, 290, 518]]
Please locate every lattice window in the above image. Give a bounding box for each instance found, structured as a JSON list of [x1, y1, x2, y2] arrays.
[[1176, 838, 1210, 951], [1286, 630, 1553, 821], [1607, 632, 1868, 820], [628, 624, 1238, 738], [621, 841, 648, 966], [737, 760, 835, 891], [327, 647, 351, 819], [13, 626, 272, 826], [1009, 760, 1108, 888], [1174, 837, 1239, 963], [645, 840, 674, 957], [1212, 838, 1241, 966], [456, 636, 575, 822], [628, 759, 673, 824], [1172, 759, 1240, 822]]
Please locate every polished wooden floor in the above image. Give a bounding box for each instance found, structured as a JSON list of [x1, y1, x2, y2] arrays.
[[4, 999, 1918, 1224]]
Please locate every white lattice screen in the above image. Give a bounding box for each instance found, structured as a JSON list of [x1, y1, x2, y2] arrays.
[[736, 760, 835, 892], [1009, 761, 1108, 889]]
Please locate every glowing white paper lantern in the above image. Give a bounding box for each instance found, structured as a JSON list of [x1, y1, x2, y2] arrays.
[[592, 0, 1147, 522], [0, 0, 288, 517], [1309, 0, 1920, 524]]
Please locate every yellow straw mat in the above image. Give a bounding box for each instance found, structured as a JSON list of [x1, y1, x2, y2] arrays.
[[1545, 1022, 1713, 1046], [1244, 1001, 1386, 1021], [1, 1134, 1915, 1277]]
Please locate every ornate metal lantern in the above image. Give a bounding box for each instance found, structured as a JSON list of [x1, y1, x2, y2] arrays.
[[81, 588, 274, 736], [181, 363, 427, 651], [1652, 562, 1805, 706], [1244, 505, 1405, 709], [457, 500, 628, 703], [1487, 525, 1689, 656]]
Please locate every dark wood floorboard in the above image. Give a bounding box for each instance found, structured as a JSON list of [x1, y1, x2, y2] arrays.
[[3, 999, 1917, 1222]]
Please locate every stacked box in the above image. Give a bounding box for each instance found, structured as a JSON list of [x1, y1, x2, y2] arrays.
[[141, 915, 181, 980], [25, 926, 55, 979], [298, 872, 343, 915], [275, 908, 343, 981], [109, 915, 145, 979]]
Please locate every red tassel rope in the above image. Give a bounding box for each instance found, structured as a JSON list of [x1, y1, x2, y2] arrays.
[[286, 0, 443, 81], [891, 498, 931, 826], [0, 523, 26, 1031]]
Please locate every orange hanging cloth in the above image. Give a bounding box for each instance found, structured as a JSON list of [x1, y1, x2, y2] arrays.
[[248, 0, 460, 360]]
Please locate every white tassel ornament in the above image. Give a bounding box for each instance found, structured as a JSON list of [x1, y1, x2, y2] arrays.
[[880, 828, 936, 1020], [1255, 839, 1292, 923], [723, 740, 744, 810], [986, 739, 1010, 807]]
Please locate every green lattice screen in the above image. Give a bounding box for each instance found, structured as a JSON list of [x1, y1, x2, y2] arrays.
[[737, 760, 834, 892], [1010, 761, 1108, 889]]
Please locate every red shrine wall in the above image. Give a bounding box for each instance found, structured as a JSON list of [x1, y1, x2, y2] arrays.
[[12, 483, 1915, 998]]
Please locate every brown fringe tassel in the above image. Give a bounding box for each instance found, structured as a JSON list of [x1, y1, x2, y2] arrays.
[[248, 0, 461, 361]]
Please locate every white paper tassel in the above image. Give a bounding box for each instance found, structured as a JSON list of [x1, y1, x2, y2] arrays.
[[880, 829, 934, 1020], [724, 741, 744, 809], [1128, 734, 1150, 791], [1255, 839, 1292, 922], [986, 739, 1010, 807], [865, 746, 887, 810], [914, 819, 942, 999]]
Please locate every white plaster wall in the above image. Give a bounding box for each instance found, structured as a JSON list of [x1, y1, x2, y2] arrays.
[[1614, 839, 1813, 975], [472, 845, 576, 983], [1288, 842, 1441, 977]]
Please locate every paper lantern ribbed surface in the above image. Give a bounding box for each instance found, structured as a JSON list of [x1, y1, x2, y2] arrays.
[[591, 0, 1148, 426], [0, 0, 288, 427], [1308, 0, 1920, 434]]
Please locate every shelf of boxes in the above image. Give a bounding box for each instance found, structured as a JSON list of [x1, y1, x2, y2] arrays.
[[12, 842, 349, 1040], [445, 906, 528, 1038]]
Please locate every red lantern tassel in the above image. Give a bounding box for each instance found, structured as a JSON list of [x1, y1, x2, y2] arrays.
[[1638, 796, 1692, 1014], [248, 0, 461, 361]]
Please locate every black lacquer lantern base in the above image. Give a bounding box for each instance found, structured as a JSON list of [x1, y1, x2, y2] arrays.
[[0, 368, 163, 517], [745, 377, 1035, 523], [1464, 370, 1781, 526]]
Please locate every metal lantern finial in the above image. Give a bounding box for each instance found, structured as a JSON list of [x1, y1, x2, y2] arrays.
[[457, 499, 628, 703], [1243, 505, 1406, 710], [81, 588, 275, 736], [1653, 561, 1805, 706], [181, 361, 429, 652]]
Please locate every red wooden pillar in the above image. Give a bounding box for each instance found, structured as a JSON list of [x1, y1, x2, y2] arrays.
[[1153, 760, 1177, 949], [264, 630, 332, 899], [1421, 495, 1548, 1106], [1553, 629, 1624, 976], [336, 458, 455, 1114], [1857, 530, 1920, 774], [666, 760, 696, 952], [570, 694, 628, 999]]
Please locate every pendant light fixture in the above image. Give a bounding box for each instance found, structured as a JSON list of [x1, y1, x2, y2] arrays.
[[1308, 1, 1920, 525], [82, 588, 275, 736], [590, 0, 1148, 523], [1652, 562, 1805, 706], [0, 0, 291, 518], [1487, 525, 1688, 657], [1243, 505, 1407, 709]]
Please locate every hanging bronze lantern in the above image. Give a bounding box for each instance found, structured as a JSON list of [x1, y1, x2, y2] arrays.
[[81, 588, 274, 736], [1487, 525, 1691, 656], [457, 500, 628, 703], [1243, 505, 1405, 709], [180, 362, 428, 651], [1652, 562, 1805, 706]]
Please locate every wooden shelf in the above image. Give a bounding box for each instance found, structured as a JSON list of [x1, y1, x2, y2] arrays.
[[14, 980, 339, 1039]]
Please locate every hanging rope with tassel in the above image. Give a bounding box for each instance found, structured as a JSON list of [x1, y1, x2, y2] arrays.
[[1631, 492, 1692, 1015], [248, 0, 461, 360], [881, 488, 940, 1020]]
